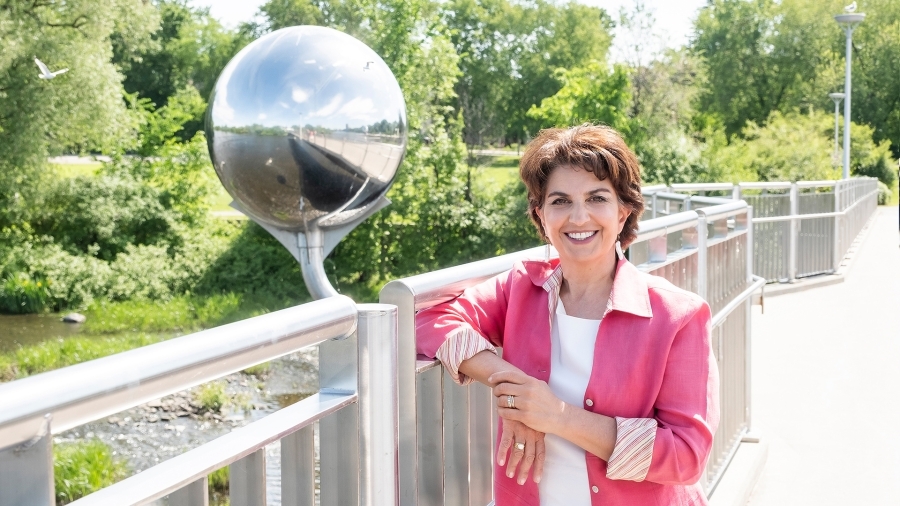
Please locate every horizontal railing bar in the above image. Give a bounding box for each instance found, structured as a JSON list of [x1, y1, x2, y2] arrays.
[[694, 201, 748, 222], [0, 296, 358, 449], [738, 182, 792, 190], [634, 211, 700, 242], [711, 276, 766, 328], [795, 180, 836, 189], [688, 196, 733, 207], [670, 183, 735, 192], [641, 184, 668, 194], [416, 358, 441, 374], [69, 392, 357, 506], [751, 189, 878, 223], [653, 191, 690, 201], [753, 213, 837, 223], [381, 245, 554, 311]]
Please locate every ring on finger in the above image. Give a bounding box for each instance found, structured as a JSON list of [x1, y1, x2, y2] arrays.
[[515, 442, 525, 451], [506, 395, 516, 409]]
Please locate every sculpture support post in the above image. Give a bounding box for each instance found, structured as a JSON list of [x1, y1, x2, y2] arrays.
[[299, 227, 339, 299]]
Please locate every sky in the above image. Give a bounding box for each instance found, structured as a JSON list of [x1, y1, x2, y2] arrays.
[[188, 0, 709, 60]]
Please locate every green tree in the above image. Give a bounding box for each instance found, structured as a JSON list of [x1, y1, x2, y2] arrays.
[[112, 0, 255, 139], [0, 0, 158, 227], [693, 0, 835, 137], [443, 0, 613, 146], [526, 62, 631, 133]]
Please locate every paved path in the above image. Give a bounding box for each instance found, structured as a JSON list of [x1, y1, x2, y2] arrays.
[[747, 207, 900, 505]]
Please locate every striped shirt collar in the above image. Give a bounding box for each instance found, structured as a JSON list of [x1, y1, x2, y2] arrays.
[[529, 246, 652, 319]]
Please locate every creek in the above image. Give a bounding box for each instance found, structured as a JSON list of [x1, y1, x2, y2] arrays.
[[0, 314, 320, 505]]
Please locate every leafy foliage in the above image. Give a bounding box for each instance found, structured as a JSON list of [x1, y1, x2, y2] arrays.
[[55, 440, 128, 504], [527, 62, 631, 133]]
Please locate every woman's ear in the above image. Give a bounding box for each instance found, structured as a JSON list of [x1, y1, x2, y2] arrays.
[[618, 204, 630, 232]]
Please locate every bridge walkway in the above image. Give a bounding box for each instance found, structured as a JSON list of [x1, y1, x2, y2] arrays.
[[747, 207, 900, 504]]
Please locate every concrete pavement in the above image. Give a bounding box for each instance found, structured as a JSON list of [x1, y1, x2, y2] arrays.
[[746, 207, 900, 504]]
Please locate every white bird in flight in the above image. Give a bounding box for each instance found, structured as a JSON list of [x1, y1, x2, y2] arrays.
[[34, 58, 68, 79], [844, 2, 857, 13]]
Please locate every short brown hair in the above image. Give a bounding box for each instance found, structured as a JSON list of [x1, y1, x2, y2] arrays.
[[519, 124, 644, 247]]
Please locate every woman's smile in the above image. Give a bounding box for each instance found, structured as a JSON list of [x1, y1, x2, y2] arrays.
[[536, 165, 628, 269]]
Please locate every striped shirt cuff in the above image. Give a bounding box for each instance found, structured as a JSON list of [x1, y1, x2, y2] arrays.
[[434, 327, 497, 386], [607, 417, 657, 481]]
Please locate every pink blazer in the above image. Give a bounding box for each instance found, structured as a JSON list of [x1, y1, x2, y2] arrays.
[[416, 257, 718, 505]]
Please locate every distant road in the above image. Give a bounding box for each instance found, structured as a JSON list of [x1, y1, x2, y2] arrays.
[[48, 155, 111, 164], [471, 149, 519, 157]]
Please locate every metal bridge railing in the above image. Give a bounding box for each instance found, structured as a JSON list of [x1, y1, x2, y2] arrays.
[[644, 177, 879, 283], [0, 296, 400, 506], [380, 201, 763, 504]]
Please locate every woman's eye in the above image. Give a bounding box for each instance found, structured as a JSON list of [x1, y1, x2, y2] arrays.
[[550, 198, 569, 205], [589, 195, 608, 203]]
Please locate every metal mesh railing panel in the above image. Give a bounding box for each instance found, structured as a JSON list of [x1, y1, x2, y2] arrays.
[[706, 233, 749, 316]]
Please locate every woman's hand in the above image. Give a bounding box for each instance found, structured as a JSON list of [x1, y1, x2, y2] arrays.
[[496, 418, 546, 485], [491, 370, 567, 435]]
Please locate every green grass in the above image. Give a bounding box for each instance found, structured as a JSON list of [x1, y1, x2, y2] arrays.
[[889, 178, 899, 206], [54, 439, 128, 505], [194, 381, 229, 412], [83, 293, 245, 334], [0, 334, 167, 381], [0, 293, 298, 381], [209, 185, 234, 212], [51, 162, 102, 179]]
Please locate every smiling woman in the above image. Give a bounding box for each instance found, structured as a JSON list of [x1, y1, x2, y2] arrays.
[[416, 124, 718, 506]]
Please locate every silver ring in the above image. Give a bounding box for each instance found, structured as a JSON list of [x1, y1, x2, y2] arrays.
[[515, 442, 525, 451], [506, 395, 516, 409]]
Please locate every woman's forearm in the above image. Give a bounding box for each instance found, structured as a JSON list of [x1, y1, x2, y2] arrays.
[[552, 405, 618, 461], [458, 350, 523, 387]]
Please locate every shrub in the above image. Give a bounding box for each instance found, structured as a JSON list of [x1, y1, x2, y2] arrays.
[[0, 272, 50, 314], [54, 440, 127, 504], [193, 381, 228, 413], [30, 173, 175, 261], [877, 181, 891, 205]]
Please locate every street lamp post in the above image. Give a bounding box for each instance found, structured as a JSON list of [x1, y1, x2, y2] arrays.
[[828, 92, 844, 166], [834, 10, 865, 180]]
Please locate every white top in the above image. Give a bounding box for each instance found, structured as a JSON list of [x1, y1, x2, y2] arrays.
[[538, 299, 601, 505]]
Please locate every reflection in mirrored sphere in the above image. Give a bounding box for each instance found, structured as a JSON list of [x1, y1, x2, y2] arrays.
[[206, 26, 407, 231]]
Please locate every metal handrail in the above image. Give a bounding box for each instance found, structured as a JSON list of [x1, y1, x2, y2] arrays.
[[711, 276, 766, 328], [695, 200, 748, 222], [752, 189, 879, 223], [670, 182, 735, 192], [69, 392, 356, 506], [0, 296, 358, 449], [634, 210, 700, 241]]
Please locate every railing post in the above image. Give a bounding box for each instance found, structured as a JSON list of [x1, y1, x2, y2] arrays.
[[168, 477, 209, 506], [651, 192, 658, 219], [789, 183, 798, 282], [0, 415, 53, 506], [356, 304, 399, 506], [282, 425, 315, 506], [833, 180, 842, 271], [697, 216, 708, 301], [230, 448, 266, 506], [319, 318, 360, 506], [732, 185, 741, 201]]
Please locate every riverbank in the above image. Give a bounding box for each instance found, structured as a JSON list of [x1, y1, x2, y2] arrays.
[[0, 293, 304, 382]]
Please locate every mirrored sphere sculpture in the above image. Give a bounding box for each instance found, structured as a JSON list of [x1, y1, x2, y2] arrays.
[[206, 26, 407, 231]]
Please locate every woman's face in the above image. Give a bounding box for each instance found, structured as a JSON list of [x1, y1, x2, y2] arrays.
[[535, 165, 629, 268]]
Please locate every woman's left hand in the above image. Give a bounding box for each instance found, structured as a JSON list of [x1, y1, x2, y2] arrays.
[[490, 370, 567, 435]]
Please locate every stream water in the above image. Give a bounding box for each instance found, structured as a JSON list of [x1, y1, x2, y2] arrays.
[[0, 313, 85, 352], [0, 314, 321, 505]]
